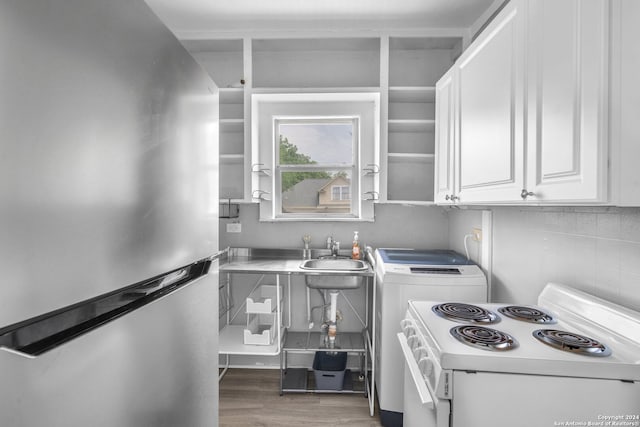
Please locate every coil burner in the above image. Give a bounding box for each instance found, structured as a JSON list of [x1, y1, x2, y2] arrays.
[[450, 325, 518, 351], [532, 329, 612, 357], [432, 302, 500, 324], [498, 306, 556, 324]]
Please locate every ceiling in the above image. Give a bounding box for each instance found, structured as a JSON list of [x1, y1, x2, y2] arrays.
[[145, 0, 499, 37]]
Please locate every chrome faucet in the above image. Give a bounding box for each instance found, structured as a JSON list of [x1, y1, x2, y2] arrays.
[[330, 239, 340, 257]]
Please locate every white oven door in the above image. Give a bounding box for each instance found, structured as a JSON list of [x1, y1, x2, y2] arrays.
[[397, 333, 450, 427]]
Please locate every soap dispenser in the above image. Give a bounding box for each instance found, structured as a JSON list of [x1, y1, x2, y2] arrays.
[[351, 231, 361, 260]]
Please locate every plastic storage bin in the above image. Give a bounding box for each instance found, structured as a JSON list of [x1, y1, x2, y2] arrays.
[[246, 285, 281, 314], [313, 351, 347, 391], [243, 313, 275, 345]]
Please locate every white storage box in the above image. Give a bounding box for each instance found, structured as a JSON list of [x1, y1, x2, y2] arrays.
[[243, 313, 276, 345], [246, 285, 281, 314]]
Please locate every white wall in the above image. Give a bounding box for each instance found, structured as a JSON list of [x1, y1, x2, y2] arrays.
[[449, 207, 640, 311], [220, 203, 449, 250], [447, 208, 484, 265]]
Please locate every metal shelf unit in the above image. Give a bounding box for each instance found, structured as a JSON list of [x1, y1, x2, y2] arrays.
[[280, 330, 372, 396]]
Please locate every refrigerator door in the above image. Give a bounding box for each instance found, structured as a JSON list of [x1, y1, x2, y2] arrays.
[[0, 264, 219, 427], [0, 0, 219, 425]]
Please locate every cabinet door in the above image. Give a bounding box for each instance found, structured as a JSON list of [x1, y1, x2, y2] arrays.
[[434, 69, 456, 204], [456, 0, 526, 203], [611, 0, 640, 205], [526, 0, 608, 203]]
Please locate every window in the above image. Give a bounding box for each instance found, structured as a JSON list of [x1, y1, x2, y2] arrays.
[[277, 119, 357, 216], [251, 93, 380, 221], [332, 185, 350, 201]]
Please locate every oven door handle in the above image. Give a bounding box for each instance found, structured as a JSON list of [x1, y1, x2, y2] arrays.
[[397, 332, 434, 409]]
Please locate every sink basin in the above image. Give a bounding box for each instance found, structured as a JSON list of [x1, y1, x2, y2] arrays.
[[300, 258, 368, 271], [300, 258, 368, 289]]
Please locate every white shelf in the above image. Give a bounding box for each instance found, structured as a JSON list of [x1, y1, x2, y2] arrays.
[[388, 153, 435, 160], [220, 154, 245, 161], [219, 198, 250, 204], [219, 325, 282, 356], [388, 119, 435, 133], [220, 118, 244, 132], [220, 118, 244, 124], [389, 86, 436, 103], [251, 86, 380, 94]]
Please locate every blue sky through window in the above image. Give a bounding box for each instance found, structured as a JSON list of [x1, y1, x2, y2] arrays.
[[279, 122, 353, 164]]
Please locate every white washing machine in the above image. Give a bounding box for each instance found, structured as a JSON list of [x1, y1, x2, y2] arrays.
[[374, 249, 487, 427]]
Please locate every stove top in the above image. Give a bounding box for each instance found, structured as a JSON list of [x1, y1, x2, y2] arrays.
[[498, 305, 556, 324], [406, 284, 640, 381], [532, 329, 611, 357], [450, 325, 518, 351], [432, 302, 500, 324]]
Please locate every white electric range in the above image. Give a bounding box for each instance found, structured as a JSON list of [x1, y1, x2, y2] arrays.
[[398, 283, 640, 427]]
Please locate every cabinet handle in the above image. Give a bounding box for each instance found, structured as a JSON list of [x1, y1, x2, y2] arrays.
[[521, 189, 534, 200], [445, 194, 459, 202], [445, 194, 450, 201]]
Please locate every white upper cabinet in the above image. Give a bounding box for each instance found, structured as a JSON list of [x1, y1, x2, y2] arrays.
[[525, 0, 608, 203], [455, 0, 526, 203], [435, 0, 610, 205]]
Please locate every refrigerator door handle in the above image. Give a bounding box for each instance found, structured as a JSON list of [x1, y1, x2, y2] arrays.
[[0, 255, 218, 358]]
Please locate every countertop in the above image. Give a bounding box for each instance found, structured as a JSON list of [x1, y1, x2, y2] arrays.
[[219, 247, 374, 277]]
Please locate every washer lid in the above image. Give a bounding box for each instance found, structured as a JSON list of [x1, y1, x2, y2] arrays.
[[376, 249, 475, 265]]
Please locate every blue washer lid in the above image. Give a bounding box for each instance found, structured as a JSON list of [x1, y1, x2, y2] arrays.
[[377, 249, 474, 265]]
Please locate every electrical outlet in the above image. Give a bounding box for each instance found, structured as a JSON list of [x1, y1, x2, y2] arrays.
[[226, 222, 242, 233], [472, 227, 482, 242]]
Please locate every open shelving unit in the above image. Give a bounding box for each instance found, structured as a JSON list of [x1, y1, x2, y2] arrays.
[[218, 272, 290, 381], [182, 39, 247, 203], [183, 33, 464, 205], [384, 36, 462, 204]]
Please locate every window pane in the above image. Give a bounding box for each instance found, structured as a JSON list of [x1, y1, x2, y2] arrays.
[[279, 122, 353, 166], [331, 185, 350, 201], [281, 170, 352, 214]]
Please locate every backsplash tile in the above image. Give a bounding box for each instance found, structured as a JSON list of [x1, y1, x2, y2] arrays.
[[449, 207, 640, 311]]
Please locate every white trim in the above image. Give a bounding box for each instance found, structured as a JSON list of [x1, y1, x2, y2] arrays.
[[251, 92, 380, 221], [175, 28, 470, 42]]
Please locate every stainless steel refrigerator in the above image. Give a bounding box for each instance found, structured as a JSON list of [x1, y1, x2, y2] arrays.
[[0, 0, 220, 425]]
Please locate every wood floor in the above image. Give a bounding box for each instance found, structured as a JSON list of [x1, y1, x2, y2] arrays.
[[219, 369, 383, 427]]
